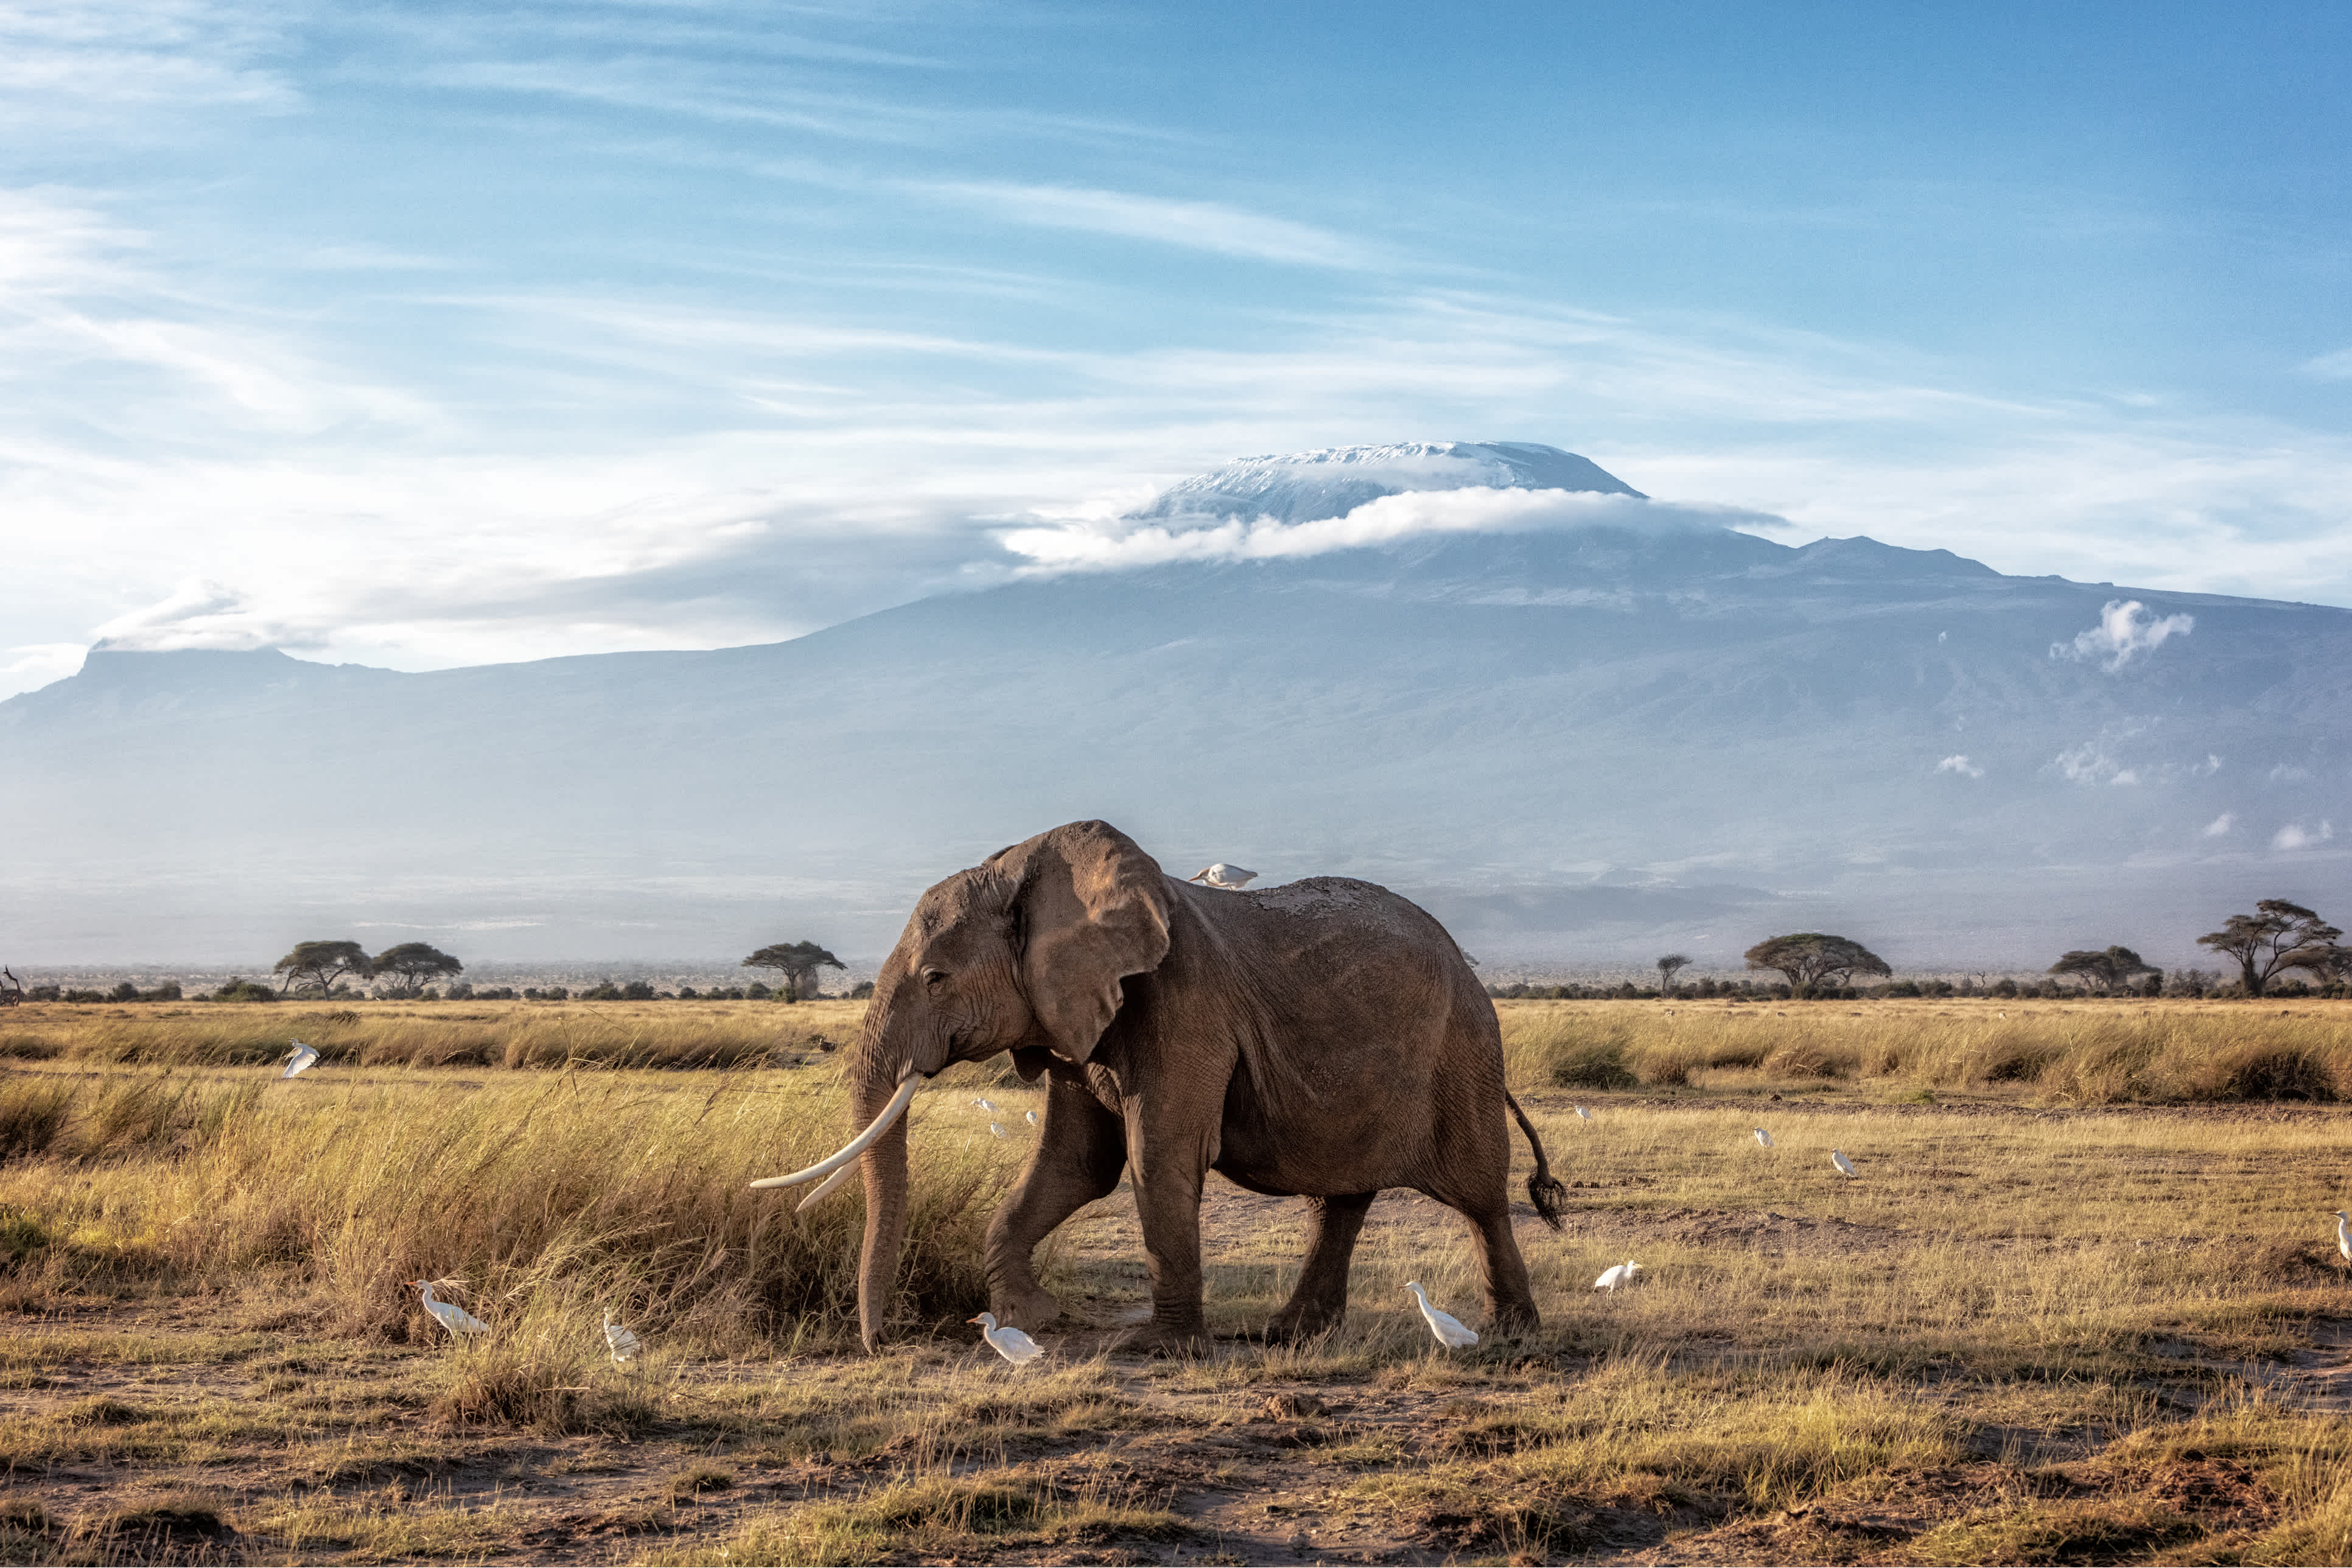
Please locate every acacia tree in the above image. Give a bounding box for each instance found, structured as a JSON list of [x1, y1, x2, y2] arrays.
[[744, 940, 845, 1001], [2048, 945, 2155, 994], [1743, 933, 1891, 995], [1655, 953, 1692, 992], [372, 942, 464, 997], [2196, 901, 2347, 996], [273, 940, 373, 998]]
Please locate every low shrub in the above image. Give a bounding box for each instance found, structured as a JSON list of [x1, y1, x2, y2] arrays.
[[1760, 1044, 1853, 1080], [1550, 1038, 1639, 1090]]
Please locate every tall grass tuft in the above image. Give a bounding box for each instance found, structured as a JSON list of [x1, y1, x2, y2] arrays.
[[0, 1066, 1020, 1351], [1496, 998, 2352, 1102]]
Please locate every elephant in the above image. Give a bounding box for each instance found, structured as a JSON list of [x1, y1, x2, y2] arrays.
[[762, 819, 1567, 1353]]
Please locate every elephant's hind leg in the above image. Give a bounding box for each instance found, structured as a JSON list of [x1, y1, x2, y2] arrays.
[[984, 1075, 1125, 1332], [1466, 1206, 1541, 1335], [1265, 1191, 1374, 1342]]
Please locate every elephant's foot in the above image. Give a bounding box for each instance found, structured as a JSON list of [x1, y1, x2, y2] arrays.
[[1263, 1303, 1345, 1344], [1112, 1318, 1211, 1357], [989, 1285, 1063, 1335], [1485, 1302, 1541, 1339]]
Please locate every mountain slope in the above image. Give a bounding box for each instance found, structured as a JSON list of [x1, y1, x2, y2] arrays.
[[2, 446, 2345, 970]]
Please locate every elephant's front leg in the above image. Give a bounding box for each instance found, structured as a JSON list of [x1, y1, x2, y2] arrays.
[[983, 1074, 1126, 1333], [1115, 1108, 1215, 1355]]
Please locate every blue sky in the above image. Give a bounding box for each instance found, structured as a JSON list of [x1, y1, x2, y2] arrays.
[[5, 0, 2350, 695]]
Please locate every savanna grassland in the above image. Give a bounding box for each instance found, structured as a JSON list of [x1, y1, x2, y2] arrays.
[[2, 996, 2351, 1566]]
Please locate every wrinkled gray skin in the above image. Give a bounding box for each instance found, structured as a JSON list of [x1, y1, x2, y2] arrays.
[[838, 819, 1564, 1353]]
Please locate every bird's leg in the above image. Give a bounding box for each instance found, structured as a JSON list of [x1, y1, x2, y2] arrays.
[[1265, 1192, 1375, 1342]]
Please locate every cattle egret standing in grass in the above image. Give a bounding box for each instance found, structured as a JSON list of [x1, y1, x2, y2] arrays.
[[603, 1309, 642, 1366], [968, 1312, 1046, 1366], [1573, 1105, 1592, 1124], [972, 1097, 996, 1112], [1025, 1110, 1038, 1126], [411, 1280, 489, 1339], [1593, 1261, 1643, 1292], [1401, 1282, 1479, 1349], [1187, 863, 1258, 889], [279, 1041, 319, 1080], [2334, 1211, 2350, 1270], [1754, 1128, 1774, 1149], [990, 1122, 1006, 1138], [1831, 1150, 1857, 1178]]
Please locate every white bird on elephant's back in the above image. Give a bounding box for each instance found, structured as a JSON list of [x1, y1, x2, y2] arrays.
[[1187, 863, 1257, 889], [968, 1312, 1046, 1367], [1402, 1282, 1479, 1349]]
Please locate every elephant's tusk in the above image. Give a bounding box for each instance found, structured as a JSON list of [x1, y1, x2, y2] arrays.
[[751, 1079, 917, 1190], [794, 1160, 859, 1212]]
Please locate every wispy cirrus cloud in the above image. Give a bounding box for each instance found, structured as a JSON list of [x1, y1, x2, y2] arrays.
[[915, 181, 1381, 269]]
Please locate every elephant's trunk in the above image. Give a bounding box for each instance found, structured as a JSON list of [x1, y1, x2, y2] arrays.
[[853, 1067, 911, 1351]]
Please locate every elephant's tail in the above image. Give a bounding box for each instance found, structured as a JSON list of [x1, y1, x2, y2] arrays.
[[1505, 1090, 1567, 1230]]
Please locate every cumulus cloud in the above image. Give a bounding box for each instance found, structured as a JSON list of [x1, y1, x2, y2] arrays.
[[2203, 812, 2234, 837], [2053, 741, 2139, 786], [997, 488, 1757, 572], [2051, 600, 2195, 672], [1935, 754, 1983, 778], [2273, 820, 2334, 850]]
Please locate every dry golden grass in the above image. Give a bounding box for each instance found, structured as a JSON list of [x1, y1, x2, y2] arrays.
[[1501, 995, 2352, 1104], [0, 996, 869, 1070], [0, 998, 2350, 1563]]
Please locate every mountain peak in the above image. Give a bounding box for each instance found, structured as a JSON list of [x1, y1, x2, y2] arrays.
[[1127, 441, 1646, 527]]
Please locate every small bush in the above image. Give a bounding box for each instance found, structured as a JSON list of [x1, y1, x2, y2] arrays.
[[0, 1082, 71, 1159], [1550, 1038, 1639, 1090], [1762, 1044, 1850, 1080], [2199, 1045, 2337, 1103]]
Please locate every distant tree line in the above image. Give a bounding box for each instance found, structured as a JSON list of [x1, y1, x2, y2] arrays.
[[1486, 896, 2352, 1003]]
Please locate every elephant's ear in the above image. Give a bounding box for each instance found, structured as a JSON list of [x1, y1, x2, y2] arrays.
[[1006, 821, 1171, 1064]]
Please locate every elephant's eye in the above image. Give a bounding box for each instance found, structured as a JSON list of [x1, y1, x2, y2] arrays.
[[922, 968, 948, 987]]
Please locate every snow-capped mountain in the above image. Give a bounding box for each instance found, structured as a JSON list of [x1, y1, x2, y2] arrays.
[[1125, 441, 1645, 526], [2, 443, 2346, 972]]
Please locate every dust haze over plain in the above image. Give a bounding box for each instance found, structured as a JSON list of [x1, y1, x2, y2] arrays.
[[5, 442, 2346, 978]]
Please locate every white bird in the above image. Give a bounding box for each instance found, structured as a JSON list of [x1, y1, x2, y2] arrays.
[[971, 1097, 996, 1112], [411, 1279, 489, 1340], [279, 1041, 320, 1080], [1830, 1149, 1857, 1178], [1573, 1105, 1592, 1124], [990, 1122, 1006, 1138], [1593, 1260, 1643, 1292], [1401, 1281, 1479, 1349], [2333, 1211, 2350, 1269], [1025, 1110, 1039, 1125], [1186, 863, 1258, 889], [968, 1311, 1046, 1366], [603, 1309, 642, 1366], [1754, 1127, 1774, 1149]]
